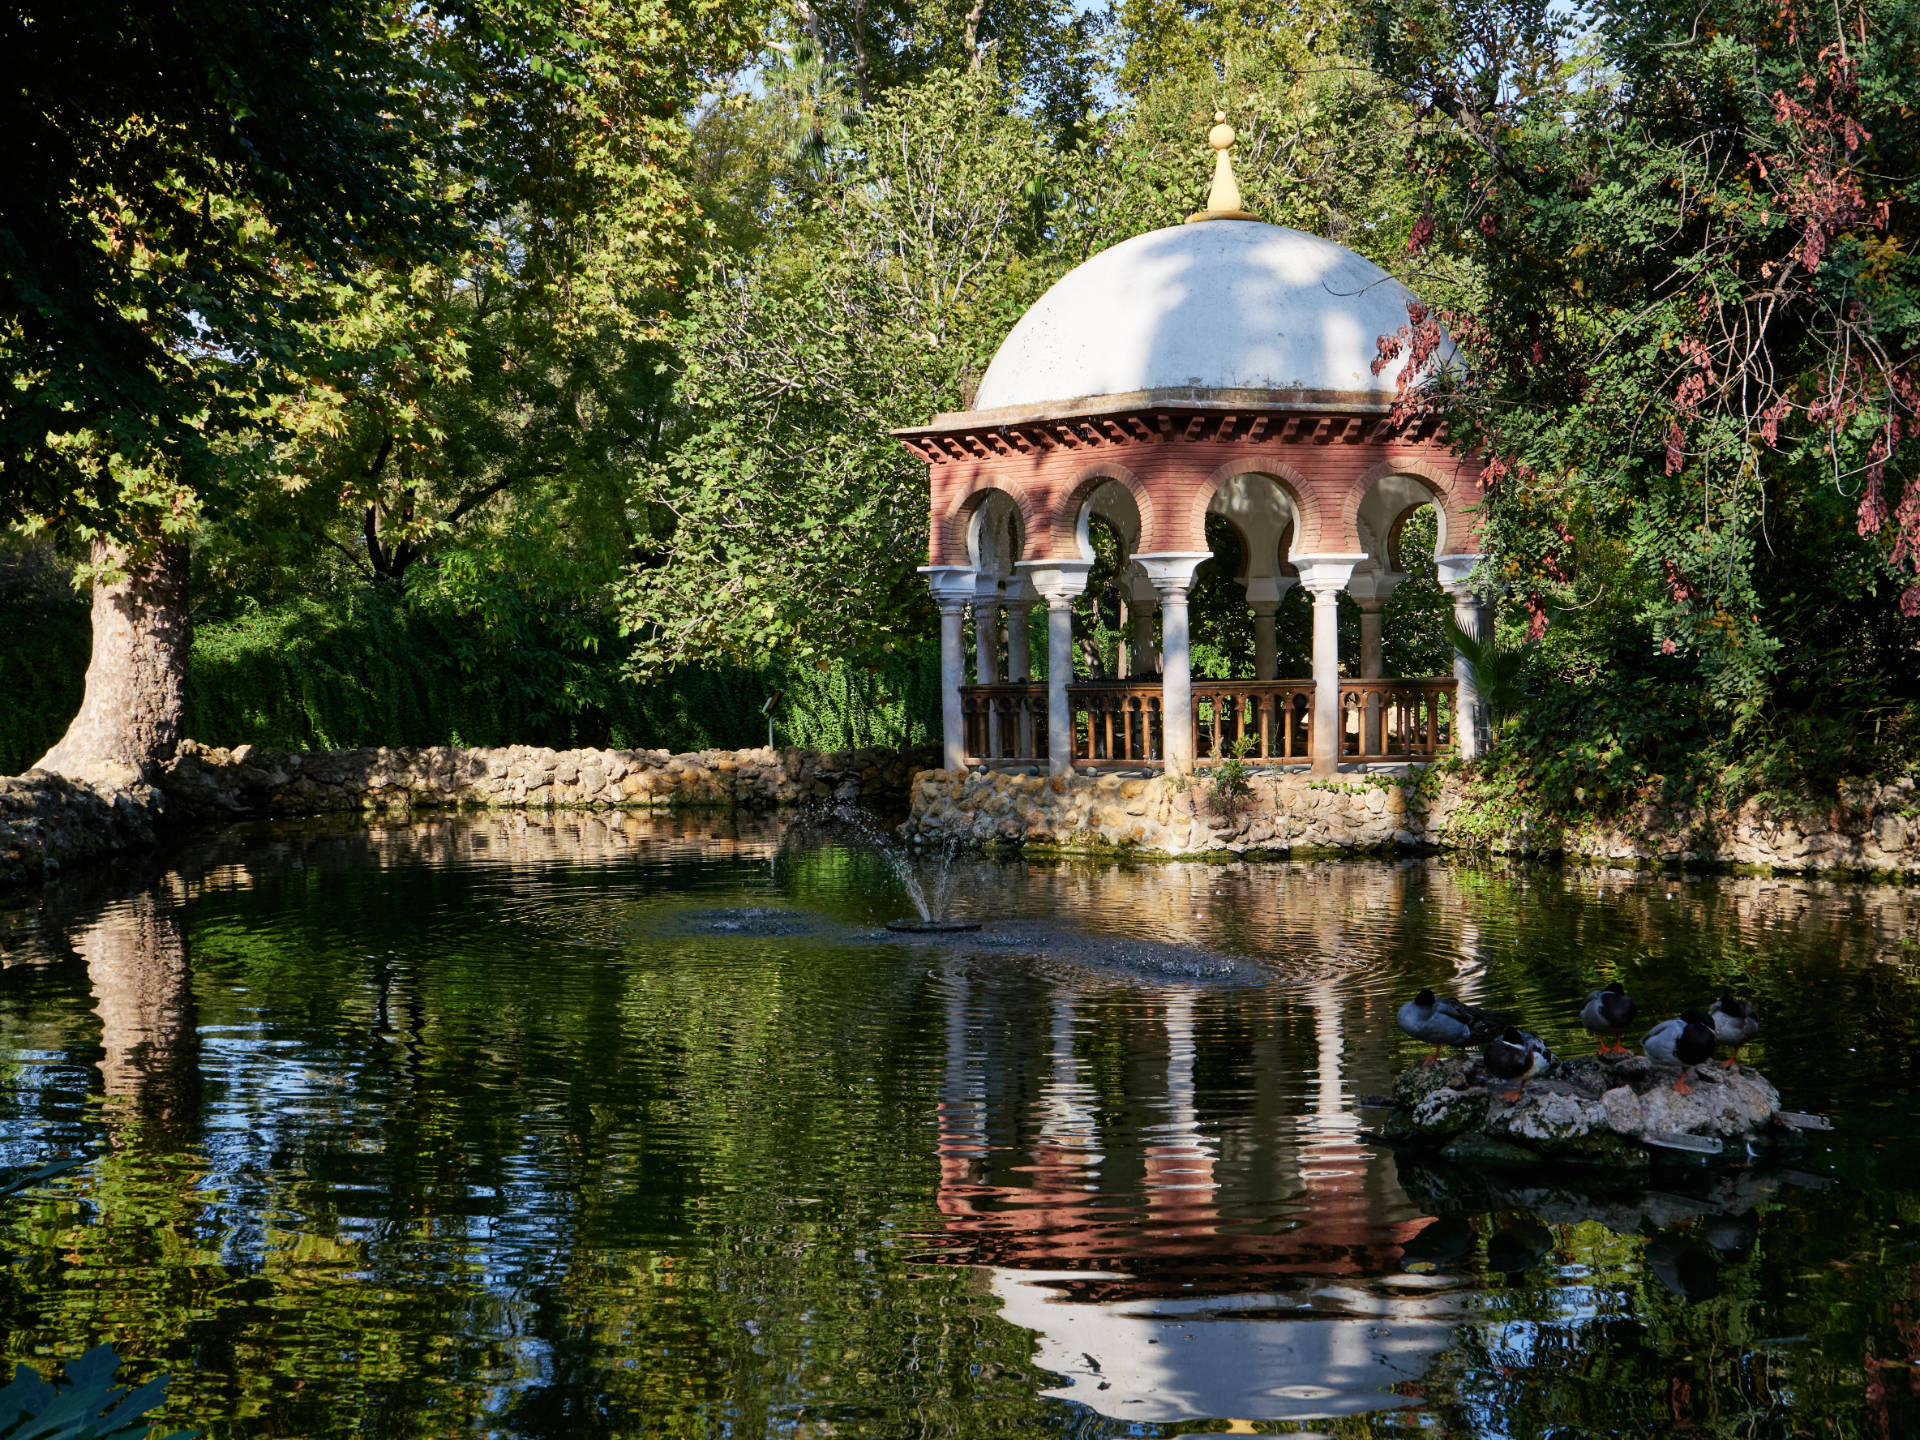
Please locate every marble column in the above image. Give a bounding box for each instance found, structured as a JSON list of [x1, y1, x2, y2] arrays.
[[1244, 576, 1293, 682], [1296, 557, 1364, 774], [1347, 572, 1403, 755], [1004, 583, 1036, 761], [1438, 554, 1494, 761], [1135, 553, 1209, 775], [1128, 569, 1158, 676], [973, 584, 1001, 758], [920, 565, 978, 771], [1017, 560, 1092, 778]]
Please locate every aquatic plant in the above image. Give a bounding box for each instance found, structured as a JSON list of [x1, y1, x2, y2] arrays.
[[0, 1345, 193, 1440]]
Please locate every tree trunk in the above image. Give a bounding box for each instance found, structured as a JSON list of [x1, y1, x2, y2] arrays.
[[34, 538, 191, 785]]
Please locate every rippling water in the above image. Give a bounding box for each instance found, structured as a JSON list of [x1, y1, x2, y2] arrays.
[[0, 811, 1917, 1437]]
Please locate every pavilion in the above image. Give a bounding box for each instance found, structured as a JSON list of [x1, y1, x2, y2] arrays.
[[899, 116, 1492, 777]]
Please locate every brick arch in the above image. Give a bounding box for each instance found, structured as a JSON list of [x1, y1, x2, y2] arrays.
[[1344, 456, 1484, 557], [1185, 458, 1323, 556], [1050, 462, 1157, 559], [939, 475, 1044, 567]]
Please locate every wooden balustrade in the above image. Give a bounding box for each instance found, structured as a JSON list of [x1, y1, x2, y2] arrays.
[[962, 677, 1455, 767], [1192, 681, 1315, 764], [1071, 680, 1162, 765], [1337, 679, 1453, 762], [961, 683, 1048, 762]]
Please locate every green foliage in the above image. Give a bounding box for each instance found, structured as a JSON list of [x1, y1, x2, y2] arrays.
[[1444, 615, 1527, 726], [1366, 0, 1920, 791], [179, 593, 937, 753], [619, 69, 1057, 677], [0, 0, 472, 543], [1207, 733, 1257, 820], [0, 1345, 192, 1440], [0, 553, 90, 774]]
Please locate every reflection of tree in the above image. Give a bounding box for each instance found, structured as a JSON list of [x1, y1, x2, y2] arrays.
[[74, 894, 198, 1128]]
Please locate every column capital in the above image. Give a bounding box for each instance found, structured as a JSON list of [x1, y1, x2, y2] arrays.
[[1133, 550, 1211, 596], [1436, 552, 1490, 597], [1243, 575, 1296, 609], [1002, 575, 1039, 610], [1295, 553, 1368, 597], [1346, 569, 1405, 608], [1015, 558, 1092, 602], [920, 564, 978, 609]]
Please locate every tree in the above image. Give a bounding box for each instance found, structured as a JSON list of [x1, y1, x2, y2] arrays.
[[3, 0, 470, 782], [1365, 0, 1920, 787], [617, 70, 1057, 675], [6, 0, 762, 782]]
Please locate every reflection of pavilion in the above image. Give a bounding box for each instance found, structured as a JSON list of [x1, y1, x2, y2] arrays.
[[932, 962, 1458, 1423], [991, 1271, 1463, 1423]]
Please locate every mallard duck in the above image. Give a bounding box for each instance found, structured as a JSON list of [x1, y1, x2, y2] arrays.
[[1580, 981, 1638, 1055], [1481, 1026, 1554, 1101], [1643, 1011, 1716, 1093], [1397, 989, 1499, 1060], [1708, 994, 1759, 1066]]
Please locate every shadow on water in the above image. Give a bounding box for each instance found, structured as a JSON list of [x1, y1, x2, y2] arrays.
[[0, 810, 1915, 1436]]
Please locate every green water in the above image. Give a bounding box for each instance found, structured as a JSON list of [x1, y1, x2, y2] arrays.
[[0, 813, 1917, 1438]]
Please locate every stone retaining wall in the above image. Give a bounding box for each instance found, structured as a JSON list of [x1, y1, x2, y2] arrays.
[[0, 741, 937, 890], [159, 740, 938, 821], [0, 772, 165, 889], [905, 767, 1920, 878]]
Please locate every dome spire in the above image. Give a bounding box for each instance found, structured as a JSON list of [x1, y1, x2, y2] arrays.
[[1186, 111, 1259, 224]]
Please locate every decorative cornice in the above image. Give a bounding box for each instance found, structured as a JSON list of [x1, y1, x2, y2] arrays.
[[896, 401, 1452, 465]]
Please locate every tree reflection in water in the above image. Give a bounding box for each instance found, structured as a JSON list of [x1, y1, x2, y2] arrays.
[[0, 812, 1909, 1437]]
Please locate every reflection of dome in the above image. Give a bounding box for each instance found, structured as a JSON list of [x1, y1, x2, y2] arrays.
[[973, 221, 1447, 413]]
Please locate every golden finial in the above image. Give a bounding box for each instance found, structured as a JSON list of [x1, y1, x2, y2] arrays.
[[1186, 110, 1259, 224]]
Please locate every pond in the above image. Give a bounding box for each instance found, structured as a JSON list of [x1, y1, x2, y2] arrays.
[[1, 812, 1918, 1438]]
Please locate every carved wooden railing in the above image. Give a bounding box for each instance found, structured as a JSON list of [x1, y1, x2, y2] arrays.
[[1192, 681, 1315, 764], [962, 683, 1048, 762], [964, 677, 1455, 767], [960, 681, 1162, 764], [1071, 680, 1162, 766], [1338, 679, 1454, 762]]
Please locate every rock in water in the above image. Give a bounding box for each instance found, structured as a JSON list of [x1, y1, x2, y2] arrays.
[[1381, 1053, 1783, 1170]]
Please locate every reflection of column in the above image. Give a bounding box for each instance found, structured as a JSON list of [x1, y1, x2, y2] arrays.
[[1297, 557, 1362, 774], [921, 565, 977, 770], [1017, 561, 1091, 778], [1437, 554, 1493, 760], [1136, 553, 1209, 775], [1144, 990, 1218, 1227], [76, 894, 199, 1128], [936, 963, 985, 1193], [1004, 584, 1035, 760], [1301, 979, 1369, 1257], [1036, 990, 1102, 1185]]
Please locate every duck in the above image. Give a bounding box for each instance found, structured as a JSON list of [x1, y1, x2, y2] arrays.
[[1580, 981, 1638, 1056], [1643, 1010, 1716, 1093], [1397, 989, 1499, 1060], [1707, 994, 1759, 1066], [1481, 1026, 1554, 1101]]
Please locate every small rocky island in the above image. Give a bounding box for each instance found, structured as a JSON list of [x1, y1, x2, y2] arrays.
[[1380, 1054, 1787, 1172]]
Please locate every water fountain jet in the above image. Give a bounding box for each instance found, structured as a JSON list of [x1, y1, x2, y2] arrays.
[[786, 804, 981, 933]]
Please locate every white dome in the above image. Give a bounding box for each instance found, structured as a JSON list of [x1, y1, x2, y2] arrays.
[[972, 220, 1445, 414]]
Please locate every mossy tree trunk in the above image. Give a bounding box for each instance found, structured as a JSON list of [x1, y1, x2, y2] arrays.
[[34, 538, 190, 785]]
